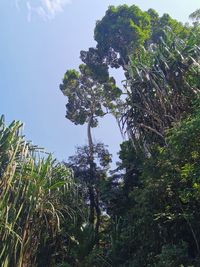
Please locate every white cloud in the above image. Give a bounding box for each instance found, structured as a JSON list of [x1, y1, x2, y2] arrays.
[[41, 0, 70, 18], [16, 0, 71, 21]]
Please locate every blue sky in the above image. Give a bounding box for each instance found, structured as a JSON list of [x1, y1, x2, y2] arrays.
[[0, 0, 199, 163]]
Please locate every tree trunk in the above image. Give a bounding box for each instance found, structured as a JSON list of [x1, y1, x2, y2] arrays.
[[87, 115, 100, 242], [87, 116, 95, 226]]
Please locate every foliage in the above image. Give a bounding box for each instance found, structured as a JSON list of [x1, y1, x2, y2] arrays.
[[124, 28, 200, 149], [60, 64, 121, 127], [149, 12, 189, 43], [156, 242, 190, 267], [94, 5, 151, 68], [0, 117, 76, 267], [68, 143, 112, 184], [189, 9, 200, 22], [80, 5, 189, 81]]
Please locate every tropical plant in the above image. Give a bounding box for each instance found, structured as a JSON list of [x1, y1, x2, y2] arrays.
[[0, 116, 76, 267], [123, 28, 200, 149]]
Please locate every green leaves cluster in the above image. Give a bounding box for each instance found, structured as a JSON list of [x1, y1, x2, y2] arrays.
[[60, 64, 121, 127], [95, 5, 151, 65]]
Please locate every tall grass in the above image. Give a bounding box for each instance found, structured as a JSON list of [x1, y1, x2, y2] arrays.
[[0, 116, 75, 267]]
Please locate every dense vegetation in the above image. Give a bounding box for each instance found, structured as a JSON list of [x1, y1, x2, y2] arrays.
[[1, 4, 200, 267]]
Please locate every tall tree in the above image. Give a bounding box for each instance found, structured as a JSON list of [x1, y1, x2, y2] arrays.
[[60, 64, 121, 242]]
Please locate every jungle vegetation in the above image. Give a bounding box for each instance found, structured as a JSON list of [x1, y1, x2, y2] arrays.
[[1, 4, 200, 267]]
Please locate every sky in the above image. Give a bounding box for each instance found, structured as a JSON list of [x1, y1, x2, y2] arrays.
[[0, 0, 199, 164]]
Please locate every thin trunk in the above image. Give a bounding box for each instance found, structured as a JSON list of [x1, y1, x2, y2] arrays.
[[87, 115, 94, 163], [87, 115, 100, 242], [87, 115, 95, 226]]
